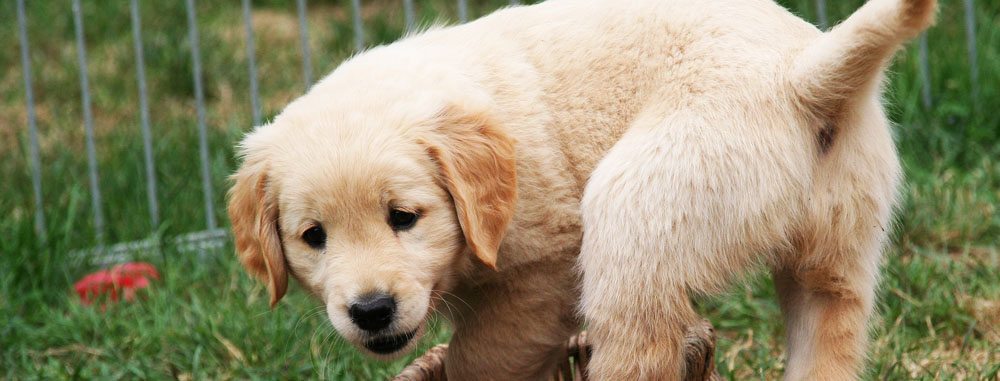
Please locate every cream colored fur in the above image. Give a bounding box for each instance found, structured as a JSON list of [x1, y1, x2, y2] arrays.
[[227, 0, 936, 379]]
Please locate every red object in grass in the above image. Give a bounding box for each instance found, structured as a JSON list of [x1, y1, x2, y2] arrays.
[[74, 262, 160, 308]]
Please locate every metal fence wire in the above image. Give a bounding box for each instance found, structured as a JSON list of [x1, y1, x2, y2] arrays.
[[14, 0, 980, 263]]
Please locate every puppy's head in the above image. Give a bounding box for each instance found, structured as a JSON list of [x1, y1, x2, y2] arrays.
[[227, 90, 516, 357]]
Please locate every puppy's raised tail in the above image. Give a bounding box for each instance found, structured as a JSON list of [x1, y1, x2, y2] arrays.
[[790, 0, 937, 121]]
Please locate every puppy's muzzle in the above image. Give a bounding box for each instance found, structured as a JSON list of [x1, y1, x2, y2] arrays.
[[349, 293, 397, 333]]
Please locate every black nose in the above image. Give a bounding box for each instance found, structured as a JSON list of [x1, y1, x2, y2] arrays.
[[348, 293, 397, 332]]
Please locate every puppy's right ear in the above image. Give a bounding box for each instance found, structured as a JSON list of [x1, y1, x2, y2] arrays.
[[228, 150, 288, 308]]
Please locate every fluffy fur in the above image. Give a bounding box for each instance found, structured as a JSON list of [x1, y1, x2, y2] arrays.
[[227, 0, 935, 379]]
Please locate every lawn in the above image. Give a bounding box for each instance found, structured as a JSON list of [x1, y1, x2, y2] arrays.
[[1, 0, 997, 379]]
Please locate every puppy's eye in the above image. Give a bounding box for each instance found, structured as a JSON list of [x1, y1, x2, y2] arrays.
[[388, 209, 419, 231], [302, 226, 326, 249]]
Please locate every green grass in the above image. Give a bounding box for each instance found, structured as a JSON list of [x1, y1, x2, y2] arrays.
[[1, 0, 998, 379]]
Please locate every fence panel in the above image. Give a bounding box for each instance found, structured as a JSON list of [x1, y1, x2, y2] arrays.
[[11, 0, 983, 264]]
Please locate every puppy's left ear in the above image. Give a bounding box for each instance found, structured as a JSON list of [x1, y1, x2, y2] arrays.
[[423, 106, 518, 270]]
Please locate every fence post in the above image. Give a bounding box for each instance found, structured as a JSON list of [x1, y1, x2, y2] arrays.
[[815, 0, 827, 30], [130, 0, 161, 232], [962, 0, 978, 109], [403, 0, 415, 32], [918, 33, 932, 109], [17, 0, 46, 239], [297, 0, 313, 91], [458, 0, 468, 23], [243, 0, 262, 126], [351, 0, 364, 51], [185, 0, 217, 231], [73, 0, 105, 249]]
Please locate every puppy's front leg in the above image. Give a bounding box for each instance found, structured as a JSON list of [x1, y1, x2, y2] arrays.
[[443, 259, 579, 380]]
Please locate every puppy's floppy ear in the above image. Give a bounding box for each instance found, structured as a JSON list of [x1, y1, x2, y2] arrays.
[[227, 151, 287, 308], [422, 105, 518, 270]]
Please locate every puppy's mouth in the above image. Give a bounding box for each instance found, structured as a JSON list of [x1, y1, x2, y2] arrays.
[[363, 328, 418, 355]]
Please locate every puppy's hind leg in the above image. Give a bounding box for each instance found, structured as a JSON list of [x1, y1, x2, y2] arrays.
[[775, 165, 894, 380], [774, 124, 897, 380], [579, 110, 797, 380], [773, 239, 882, 381]]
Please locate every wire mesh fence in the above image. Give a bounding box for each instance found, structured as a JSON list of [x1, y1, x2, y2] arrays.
[[12, 0, 982, 264]]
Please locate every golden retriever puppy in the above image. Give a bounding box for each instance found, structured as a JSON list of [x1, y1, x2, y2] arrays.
[[227, 0, 935, 379]]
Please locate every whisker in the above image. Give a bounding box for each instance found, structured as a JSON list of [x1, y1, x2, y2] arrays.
[[430, 294, 454, 321], [294, 305, 327, 338], [308, 321, 328, 377], [435, 289, 474, 311], [431, 291, 467, 324]]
